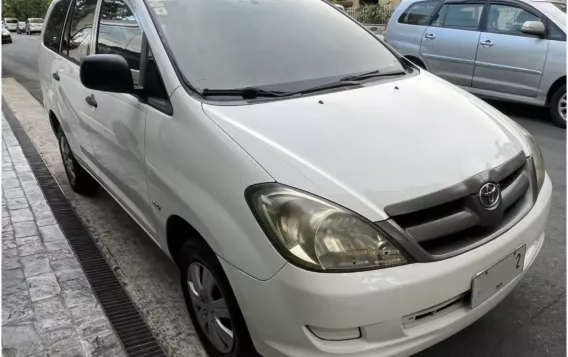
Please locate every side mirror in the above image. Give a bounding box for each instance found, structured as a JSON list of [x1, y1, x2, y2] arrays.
[[80, 54, 133, 93], [521, 21, 545, 36]]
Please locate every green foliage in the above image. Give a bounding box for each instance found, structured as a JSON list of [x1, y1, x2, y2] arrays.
[[353, 4, 396, 24], [2, 0, 51, 20]]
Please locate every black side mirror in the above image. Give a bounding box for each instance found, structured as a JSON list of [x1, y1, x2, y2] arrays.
[[80, 54, 133, 93]]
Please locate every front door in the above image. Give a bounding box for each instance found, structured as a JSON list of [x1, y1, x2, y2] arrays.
[[86, 0, 156, 236], [420, 1, 485, 86], [54, 0, 99, 174], [472, 2, 548, 97]]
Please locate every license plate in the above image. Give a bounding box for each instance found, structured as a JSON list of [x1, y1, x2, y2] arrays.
[[471, 245, 526, 308]]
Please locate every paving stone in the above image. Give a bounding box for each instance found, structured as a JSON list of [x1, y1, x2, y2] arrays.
[[48, 249, 76, 261], [2, 162, 13, 170], [2, 204, 10, 217], [3, 178, 20, 189], [51, 258, 81, 272], [13, 221, 39, 238], [27, 351, 49, 357], [21, 253, 52, 278], [39, 225, 66, 242], [13, 164, 31, 174], [3, 256, 22, 270], [2, 169, 16, 179], [27, 273, 61, 302], [10, 208, 34, 223], [17, 172, 36, 182], [39, 327, 78, 349], [2, 236, 17, 250], [2, 290, 33, 325], [3, 187, 25, 199], [55, 269, 86, 283], [6, 197, 28, 210], [45, 240, 71, 252], [60, 279, 95, 309], [3, 215, 12, 231], [22, 181, 41, 192], [3, 247, 18, 259], [74, 310, 111, 340], [26, 189, 45, 202], [47, 336, 84, 357], [2, 268, 26, 294], [30, 199, 50, 214], [35, 210, 57, 227], [16, 236, 45, 257], [81, 331, 125, 357], [33, 296, 73, 334], [1, 321, 44, 357]]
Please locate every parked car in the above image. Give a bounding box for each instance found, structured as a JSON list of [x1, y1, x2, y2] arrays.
[[3, 18, 19, 32], [16, 21, 26, 34], [2, 25, 12, 44], [25, 18, 44, 34], [385, 0, 566, 127], [40, 0, 551, 356]]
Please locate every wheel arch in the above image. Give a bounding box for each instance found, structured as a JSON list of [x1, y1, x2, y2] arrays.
[[166, 214, 210, 266], [546, 76, 566, 106]]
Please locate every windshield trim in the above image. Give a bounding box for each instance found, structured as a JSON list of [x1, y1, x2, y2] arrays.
[[141, 0, 414, 104]]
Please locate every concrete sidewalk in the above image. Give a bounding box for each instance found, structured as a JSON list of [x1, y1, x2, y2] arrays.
[[2, 113, 125, 357]]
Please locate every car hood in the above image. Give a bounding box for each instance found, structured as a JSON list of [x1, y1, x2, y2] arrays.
[[202, 72, 528, 221]]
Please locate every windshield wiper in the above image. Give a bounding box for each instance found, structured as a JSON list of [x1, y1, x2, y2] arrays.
[[201, 87, 287, 99], [202, 81, 362, 99], [340, 70, 407, 82]]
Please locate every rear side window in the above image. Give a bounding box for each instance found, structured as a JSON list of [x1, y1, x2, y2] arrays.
[[64, 0, 97, 62], [486, 4, 540, 34], [431, 3, 484, 30], [398, 1, 440, 25], [96, 0, 142, 71], [43, 0, 72, 52]]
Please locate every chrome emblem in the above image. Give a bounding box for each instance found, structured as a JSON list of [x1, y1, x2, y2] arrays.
[[479, 183, 500, 208]]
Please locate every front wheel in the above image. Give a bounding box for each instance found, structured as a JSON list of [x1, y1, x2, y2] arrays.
[[179, 239, 259, 357], [550, 85, 566, 128], [57, 127, 98, 196]]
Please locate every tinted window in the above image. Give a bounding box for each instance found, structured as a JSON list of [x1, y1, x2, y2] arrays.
[[398, 1, 440, 25], [549, 21, 566, 41], [486, 4, 540, 34], [43, 0, 72, 52], [147, 0, 405, 92], [96, 0, 142, 71], [6, 19, 18, 23], [30, 19, 44, 23], [65, 0, 97, 62], [431, 3, 484, 29]]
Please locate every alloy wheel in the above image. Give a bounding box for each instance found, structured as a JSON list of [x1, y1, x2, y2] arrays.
[[187, 262, 234, 353], [558, 93, 566, 122]]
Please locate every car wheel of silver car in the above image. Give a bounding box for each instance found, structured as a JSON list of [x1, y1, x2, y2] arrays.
[[179, 238, 259, 357], [57, 126, 99, 196], [550, 85, 566, 128]]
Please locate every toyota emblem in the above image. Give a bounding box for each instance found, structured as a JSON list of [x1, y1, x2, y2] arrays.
[[479, 183, 500, 208]]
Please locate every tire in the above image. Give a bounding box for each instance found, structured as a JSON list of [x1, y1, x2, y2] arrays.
[[178, 239, 259, 357], [57, 127, 98, 196], [549, 84, 566, 128]]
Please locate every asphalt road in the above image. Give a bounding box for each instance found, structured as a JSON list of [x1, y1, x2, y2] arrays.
[[3, 33, 566, 357]]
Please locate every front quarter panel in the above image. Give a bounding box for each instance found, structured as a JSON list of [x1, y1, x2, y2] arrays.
[[539, 39, 566, 99], [144, 89, 286, 280]]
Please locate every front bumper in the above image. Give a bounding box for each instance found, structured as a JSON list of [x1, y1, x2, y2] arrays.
[[222, 175, 552, 357]]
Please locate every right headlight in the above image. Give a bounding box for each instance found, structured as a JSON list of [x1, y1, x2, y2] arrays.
[[246, 184, 409, 272], [518, 125, 545, 194]]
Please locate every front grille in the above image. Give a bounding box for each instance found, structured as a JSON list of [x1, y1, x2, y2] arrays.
[[383, 152, 534, 259]]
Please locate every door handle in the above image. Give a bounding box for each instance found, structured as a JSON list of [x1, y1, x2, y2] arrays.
[[52, 72, 60, 81], [480, 40, 494, 48], [85, 94, 97, 108], [424, 33, 436, 40]]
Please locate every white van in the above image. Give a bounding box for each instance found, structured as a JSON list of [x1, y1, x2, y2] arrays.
[[39, 0, 551, 356], [3, 18, 19, 31]]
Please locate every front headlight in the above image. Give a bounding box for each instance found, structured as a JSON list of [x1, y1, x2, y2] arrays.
[[519, 126, 545, 194], [246, 184, 409, 272]]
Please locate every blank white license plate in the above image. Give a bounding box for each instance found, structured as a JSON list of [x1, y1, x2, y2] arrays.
[[471, 245, 526, 308]]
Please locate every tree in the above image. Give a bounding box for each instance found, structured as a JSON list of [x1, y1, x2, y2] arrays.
[[2, 0, 52, 20]]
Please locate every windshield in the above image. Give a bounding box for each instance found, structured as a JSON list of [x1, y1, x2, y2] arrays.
[[29, 19, 43, 23], [146, 0, 404, 92], [5, 19, 18, 23]]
